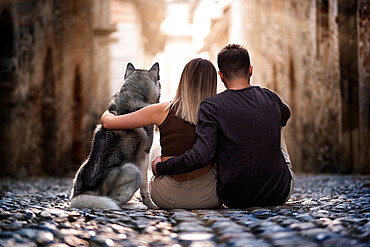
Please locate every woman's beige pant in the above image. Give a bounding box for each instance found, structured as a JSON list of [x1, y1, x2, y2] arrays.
[[149, 168, 220, 210], [281, 128, 295, 202]]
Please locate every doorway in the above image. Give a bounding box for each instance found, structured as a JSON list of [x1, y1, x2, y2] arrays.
[[338, 1, 359, 172], [41, 48, 57, 173]]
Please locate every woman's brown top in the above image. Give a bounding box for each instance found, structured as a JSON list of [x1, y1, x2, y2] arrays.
[[158, 107, 213, 182], [159, 108, 197, 156]]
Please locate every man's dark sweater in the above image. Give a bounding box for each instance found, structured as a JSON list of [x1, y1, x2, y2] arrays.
[[156, 86, 291, 208]]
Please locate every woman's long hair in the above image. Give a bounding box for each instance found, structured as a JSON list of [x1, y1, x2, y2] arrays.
[[167, 58, 217, 125]]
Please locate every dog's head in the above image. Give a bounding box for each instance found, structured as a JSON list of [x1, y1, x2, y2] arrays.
[[123, 63, 161, 104]]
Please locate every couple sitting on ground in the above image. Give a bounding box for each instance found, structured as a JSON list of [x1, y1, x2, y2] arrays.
[[101, 44, 295, 209]]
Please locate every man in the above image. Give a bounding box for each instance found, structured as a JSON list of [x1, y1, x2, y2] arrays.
[[152, 44, 294, 208]]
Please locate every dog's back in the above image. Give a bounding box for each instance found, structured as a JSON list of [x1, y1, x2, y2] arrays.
[[70, 63, 160, 209]]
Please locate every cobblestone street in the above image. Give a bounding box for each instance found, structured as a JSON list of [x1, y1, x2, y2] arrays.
[[0, 175, 369, 246]]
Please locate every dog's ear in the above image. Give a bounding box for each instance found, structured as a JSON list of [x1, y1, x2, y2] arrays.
[[124, 63, 135, 79], [149, 62, 160, 80]]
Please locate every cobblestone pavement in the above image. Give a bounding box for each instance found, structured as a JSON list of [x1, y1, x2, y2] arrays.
[[0, 175, 369, 247]]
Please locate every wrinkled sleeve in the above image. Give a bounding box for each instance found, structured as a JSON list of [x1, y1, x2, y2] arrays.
[[273, 92, 291, 127], [156, 100, 219, 175]]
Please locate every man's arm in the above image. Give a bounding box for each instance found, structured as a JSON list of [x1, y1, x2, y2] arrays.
[[155, 100, 219, 175]]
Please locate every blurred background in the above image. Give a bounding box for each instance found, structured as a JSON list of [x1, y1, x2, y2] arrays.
[[0, 0, 369, 177]]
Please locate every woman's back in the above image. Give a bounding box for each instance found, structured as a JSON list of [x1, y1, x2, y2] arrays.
[[159, 107, 196, 156], [159, 107, 213, 182]]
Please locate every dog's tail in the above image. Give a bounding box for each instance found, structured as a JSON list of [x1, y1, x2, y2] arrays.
[[70, 194, 120, 210]]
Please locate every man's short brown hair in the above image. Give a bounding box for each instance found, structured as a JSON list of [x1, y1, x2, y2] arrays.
[[217, 44, 250, 81]]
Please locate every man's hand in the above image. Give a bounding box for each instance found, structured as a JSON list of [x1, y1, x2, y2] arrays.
[[151, 156, 161, 177]]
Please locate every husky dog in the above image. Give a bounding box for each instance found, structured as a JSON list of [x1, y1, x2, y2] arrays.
[[70, 63, 160, 210]]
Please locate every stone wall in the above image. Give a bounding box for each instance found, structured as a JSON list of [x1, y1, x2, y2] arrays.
[[110, 0, 165, 94], [0, 0, 112, 177], [110, 0, 146, 94], [357, 0, 370, 174]]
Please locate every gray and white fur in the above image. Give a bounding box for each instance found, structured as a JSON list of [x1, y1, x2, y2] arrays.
[[70, 63, 160, 210]]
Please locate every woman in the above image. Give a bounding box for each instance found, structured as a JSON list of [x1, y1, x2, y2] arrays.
[[101, 58, 220, 209]]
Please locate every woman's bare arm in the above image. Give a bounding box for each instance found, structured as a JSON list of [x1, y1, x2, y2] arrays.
[[101, 102, 169, 129]]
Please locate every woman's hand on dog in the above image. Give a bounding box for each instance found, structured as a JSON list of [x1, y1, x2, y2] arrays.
[[101, 110, 114, 129]]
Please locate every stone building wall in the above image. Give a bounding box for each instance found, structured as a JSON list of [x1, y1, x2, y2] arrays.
[[156, 0, 195, 102], [110, 0, 146, 94], [110, 0, 165, 94], [198, 0, 369, 173], [357, 0, 370, 175], [0, 0, 112, 177]]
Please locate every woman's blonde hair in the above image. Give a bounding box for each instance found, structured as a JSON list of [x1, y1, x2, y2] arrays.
[[167, 58, 217, 125]]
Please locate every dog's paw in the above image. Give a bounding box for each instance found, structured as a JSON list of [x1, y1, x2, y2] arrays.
[[150, 204, 160, 210], [141, 194, 159, 209], [147, 201, 159, 209], [143, 200, 159, 209], [121, 201, 148, 210]]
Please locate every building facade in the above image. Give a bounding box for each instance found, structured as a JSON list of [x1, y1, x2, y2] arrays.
[[0, 0, 113, 176], [110, 0, 165, 94]]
